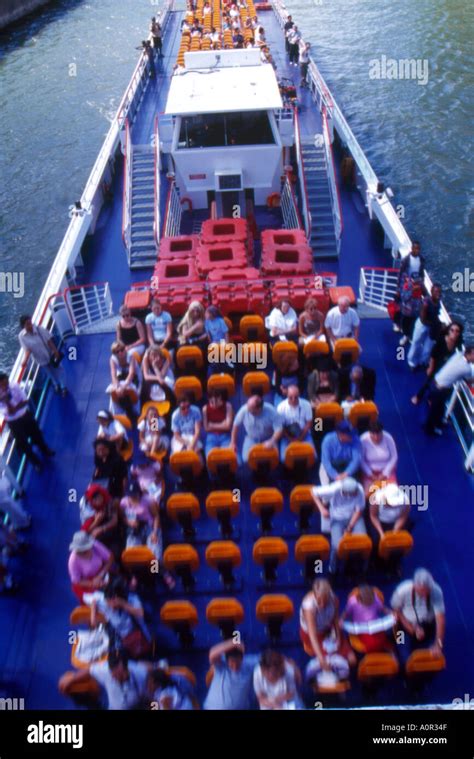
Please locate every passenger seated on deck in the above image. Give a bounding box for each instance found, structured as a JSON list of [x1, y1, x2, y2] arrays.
[[368, 483, 410, 543], [59, 649, 152, 710], [119, 482, 161, 561], [299, 579, 356, 668], [107, 341, 141, 421], [170, 393, 203, 455], [145, 298, 173, 350], [391, 568, 445, 660], [338, 364, 376, 406], [205, 305, 229, 344], [204, 639, 259, 710], [96, 409, 127, 452], [324, 296, 360, 349], [360, 421, 398, 496], [307, 361, 339, 409], [340, 585, 395, 654], [138, 406, 169, 457], [266, 299, 298, 344], [92, 438, 128, 500], [253, 650, 303, 710], [203, 389, 234, 458], [319, 420, 361, 485], [116, 305, 146, 361], [88, 579, 151, 660], [277, 384, 314, 459], [298, 297, 326, 346], [141, 345, 175, 405], [148, 668, 195, 710], [131, 458, 163, 505], [79, 483, 119, 548], [68, 530, 114, 602], [177, 301, 208, 351], [231, 394, 283, 465]]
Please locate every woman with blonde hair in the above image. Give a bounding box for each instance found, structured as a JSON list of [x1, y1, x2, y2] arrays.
[[177, 301, 208, 350], [299, 578, 355, 670]]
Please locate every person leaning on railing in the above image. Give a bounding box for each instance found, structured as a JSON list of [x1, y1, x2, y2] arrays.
[[18, 314, 67, 396], [423, 345, 474, 436]]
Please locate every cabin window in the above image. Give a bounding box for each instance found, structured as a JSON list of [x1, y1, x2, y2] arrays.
[[177, 111, 275, 148]]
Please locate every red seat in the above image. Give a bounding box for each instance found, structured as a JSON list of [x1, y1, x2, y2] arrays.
[[210, 279, 268, 317], [124, 288, 151, 312], [152, 283, 208, 317], [329, 286, 356, 306]]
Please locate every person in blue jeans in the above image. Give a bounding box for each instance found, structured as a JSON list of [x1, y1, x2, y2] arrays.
[[203, 389, 234, 458]]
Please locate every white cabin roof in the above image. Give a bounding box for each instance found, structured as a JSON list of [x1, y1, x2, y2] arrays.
[[165, 54, 283, 115]]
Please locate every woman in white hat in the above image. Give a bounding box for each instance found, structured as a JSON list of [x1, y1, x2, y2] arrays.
[[68, 530, 114, 602]]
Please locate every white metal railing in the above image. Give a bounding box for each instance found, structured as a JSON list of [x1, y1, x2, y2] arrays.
[[322, 109, 343, 253], [446, 382, 474, 473], [293, 107, 311, 239], [163, 180, 182, 238], [154, 116, 161, 248], [122, 119, 132, 263], [281, 175, 302, 230], [64, 282, 113, 334], [359, 267, 399, 311]]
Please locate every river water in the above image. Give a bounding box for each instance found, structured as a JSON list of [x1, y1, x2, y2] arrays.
[[0, 0, 472, 368]]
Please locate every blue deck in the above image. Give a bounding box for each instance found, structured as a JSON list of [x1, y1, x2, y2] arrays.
[[1, 8, 473, 709]]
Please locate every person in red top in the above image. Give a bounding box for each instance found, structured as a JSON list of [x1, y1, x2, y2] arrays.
[[80, 484, 119, 549], [203, 389, 234, 458]]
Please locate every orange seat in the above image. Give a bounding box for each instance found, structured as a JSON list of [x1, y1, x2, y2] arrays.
[[175, 376, 203, 403], [166, 493, 201, 537], [250, 487, 284, 534], [124, 288, 151, 312], [357, 653, 399, 682], [405, 649, 446, 676], [170, 451, 203, 480], [290, 484, 316, 531], [253, 537, 288, 583], [337, 534, 373, 563], [205, 490, 239, 538], [242, 371, 271, 397], [113, 413, 133, 431], [121, 546, 156, 571], [256, 594, 294, 641], [206, 598, 244, 637], [176, 346, 204, 373], [248, 444, 279, 475], [205, 541, 241, 588], [138, 400, 171, 422], [378, 530, 414, 561], [271, 341, 298, 372], [163, 544, 200, 591], [313, 402, 344, 434], [303, 340, 330, 361], [69, 606, 107, 670], [348, 401, 379, 433], [160, 601, 198, 646], [295, 535, 330, 580], [239, 315, 266, 342], [284, 442, 316, 475], [207, 373, 235, 398], [206, 448, 237, 478], [333, 338, 360, 366]]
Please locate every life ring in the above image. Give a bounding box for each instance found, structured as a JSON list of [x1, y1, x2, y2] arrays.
[[180, 196, 193, 211], [267, 192, 281, 208]]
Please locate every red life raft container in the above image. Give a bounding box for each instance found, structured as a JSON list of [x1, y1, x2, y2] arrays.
[[210, 277, 268, 317], [201, 217, 253, 257], [152, 283, 209, 317], [260, 245, 313, 276], [197, 242, 248, 276], [159, 235, 200, 261], [207, 266, 260, 283], [261, 229, 308, 249], [153, 257, 201, 286]]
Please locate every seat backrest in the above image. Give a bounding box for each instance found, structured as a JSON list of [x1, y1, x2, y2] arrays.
[[337, 533, 373, 561], [250, 487, 284, 516], [252, 537, 289, 565], [206, 447, 238, 475], [69, 606, 106, 626], [113, 413, 133, 431], [271, 340, 298, 370], [289, 484, 314, 514], [294, 535, 330, 563], [314, 402, 344, 424], [206, 598, 244, 625], [284, 442, 316, 470], [256, 594, 294, 622], [405, 649, 446, 675], [207, 373, 236, 398], [348, 401, 379, 430], [242, 371, 271, 397], [60, 672, 101, 698], [170, 451, 204, 478], [248, 444, 279, 472], [205, 541, 242, 568], [138, 400, 171, 424], [163, 544, 200, 572], [175, 376, 203, 403], [166, 493, 201, 521], [239, 315, 266, 342], [160, 600, 198, 627], [303, 340, 330, 359], [176, 346, 204, 371], [121, 546, 156, 569], [206, 490, 239, 518], [378, 530, 413, 560], [357, 653, 399, 680], [333, 338, 360, 365]]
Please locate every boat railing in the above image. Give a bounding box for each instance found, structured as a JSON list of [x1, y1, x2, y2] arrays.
[[122, 119, 132, 262], [322, 108, 343, 253], [63, 282, 114, 334], [281, 173, 303, 231], [162, 179, 183, 238], [446, 381, 474, 473], [293, 107, 312, 240], [153, 116, 161, 249], [359, 267, 399, 311]]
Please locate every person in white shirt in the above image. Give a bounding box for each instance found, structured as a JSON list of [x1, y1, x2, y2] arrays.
[[96, 410, 128, 451], [253, 649, 303, 709], [266, 299, 298, 343], [424, 345, 474, 435], [391, 568, 445, 661], [277, 384, 314, 458], [311, 477, 366, 573], [324, 297, 360, 347], [299, 41, 311, 87], [18, 314, 67, 395], [368, 482, 410, 542]]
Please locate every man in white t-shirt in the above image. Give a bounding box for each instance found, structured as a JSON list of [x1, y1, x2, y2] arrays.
[[266, 300, 298, 343], [324, 297, 360, 348], [311, 477, 366, 573], [277, 384, 314, 459]]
